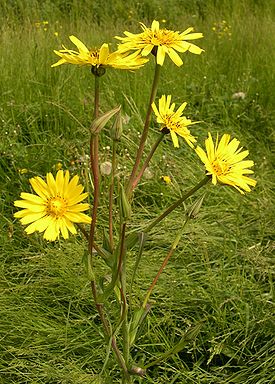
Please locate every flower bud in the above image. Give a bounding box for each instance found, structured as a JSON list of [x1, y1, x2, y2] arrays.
[[82, 250, 95, 281], [186, 194, 205, 219], [91, 65, 106, 77], [130, 366, 146, 377], [91, 105, 121, 135], [111, 108, 123, 141], [119, 184, 132, 222]]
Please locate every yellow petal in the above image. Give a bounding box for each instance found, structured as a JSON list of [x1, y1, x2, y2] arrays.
[[67, 203, 90, 212], [63, 217, 77, 234], [156, 46, 166, 66], [187, 43, 204, 55], [141, 44, 153, 56], [182, 33, 203, 40], [59, 219, 69, 239], [151, 20, 160, 32], [20, 212, 46, 225], [99, 43, 110, 64], [167, 48, 183, 67], [69, 35, 89, 54], [56, 170, 64, 195], [180, 27, 194, 37], [19, 193, 44, 204], [30, 176, 51, 199], [43, 218, 59, 241], [14, 200, 45, 212], [25, 216, 52, 234], [170, 131, 179, 148], [64, 212, 91, 223], [46, 172, 57, 196]]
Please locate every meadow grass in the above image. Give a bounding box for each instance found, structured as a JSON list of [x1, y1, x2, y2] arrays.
[[1, 0, 275, 383]]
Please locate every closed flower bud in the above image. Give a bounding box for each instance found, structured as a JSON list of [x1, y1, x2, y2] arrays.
[[186, 194, 205, 219], [119, 184, 132, 222], [111, 108, 123, 141], [91, 106, 121, 135], [130, 366, 146, 377], [91, 66, 106, 77]]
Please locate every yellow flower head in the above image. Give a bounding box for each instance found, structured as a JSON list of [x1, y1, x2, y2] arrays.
[[14, 170, 91, 241], [195, 133, 257, 194], [152, 95, 198, 148], [161, 175, 172, 184], [51, 35, 148, 70], [115, 20, 204, 66]]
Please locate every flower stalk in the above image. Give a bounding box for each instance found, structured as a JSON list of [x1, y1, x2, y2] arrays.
[[108, 141, 117, 251], [132, 132, 165, 190], [89, 75, 100, 256], [144, 175, 211, 233], [126, 61, 161, 196], [142, 223, 187, 309]]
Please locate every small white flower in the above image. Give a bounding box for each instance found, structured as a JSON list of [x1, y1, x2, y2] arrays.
[[232, 92, 246, 100], [143, 168, 154, 180]]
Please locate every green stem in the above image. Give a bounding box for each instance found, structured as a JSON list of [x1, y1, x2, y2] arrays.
[[117, 220, 130, 372], [117, 223, 127, 277], [142, 222, 188, 309], [89, 76, 100, 256], [126, 61, 161, 196], [76, 223, 108, 259], [108, 141, 117, 251], [129, 232, 147, 309], [93, 75, 100, 119], [91, 281, 129, 377], [132, 133, 165, 190], [144, 176, 210, 233]]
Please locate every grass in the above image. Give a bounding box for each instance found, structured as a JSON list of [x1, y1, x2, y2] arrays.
[[1, 0, 275, 383]]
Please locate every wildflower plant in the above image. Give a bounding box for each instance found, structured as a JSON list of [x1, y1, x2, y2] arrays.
[[14, 20, 256, 382]]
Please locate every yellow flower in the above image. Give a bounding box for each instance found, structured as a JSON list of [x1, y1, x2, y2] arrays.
[[18, 168, 28, 174], [51, 35, 148, 70], [152, 95, 197, 148], [161, 175, 172, 184], [195, 133, 257, 194], [54, 162, 63, 170], [115, 20, 204, 66], [14, 170, 91, 241]]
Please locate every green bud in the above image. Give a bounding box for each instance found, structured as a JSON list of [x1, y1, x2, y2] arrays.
[[82, 250, 95, 281], [119, 184, 132, 222], [110, 109, 123, 141], [91, 65, 106, 77], [186, 193, 206, 219], [91, 105, 121, 135]]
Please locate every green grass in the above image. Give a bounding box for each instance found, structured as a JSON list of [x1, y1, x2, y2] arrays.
[[1, 0, 275, 383]]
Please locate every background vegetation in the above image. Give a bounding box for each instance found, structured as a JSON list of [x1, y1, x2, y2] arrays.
[[0, 0, 274, 383]]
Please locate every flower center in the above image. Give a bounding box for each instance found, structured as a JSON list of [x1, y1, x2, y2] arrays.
[[145, 29, 178, 46], [89, 50, 99, 60], [212, 158, 230, 176], [161, 115, 181, 132], [46, 196, 68, 218]]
